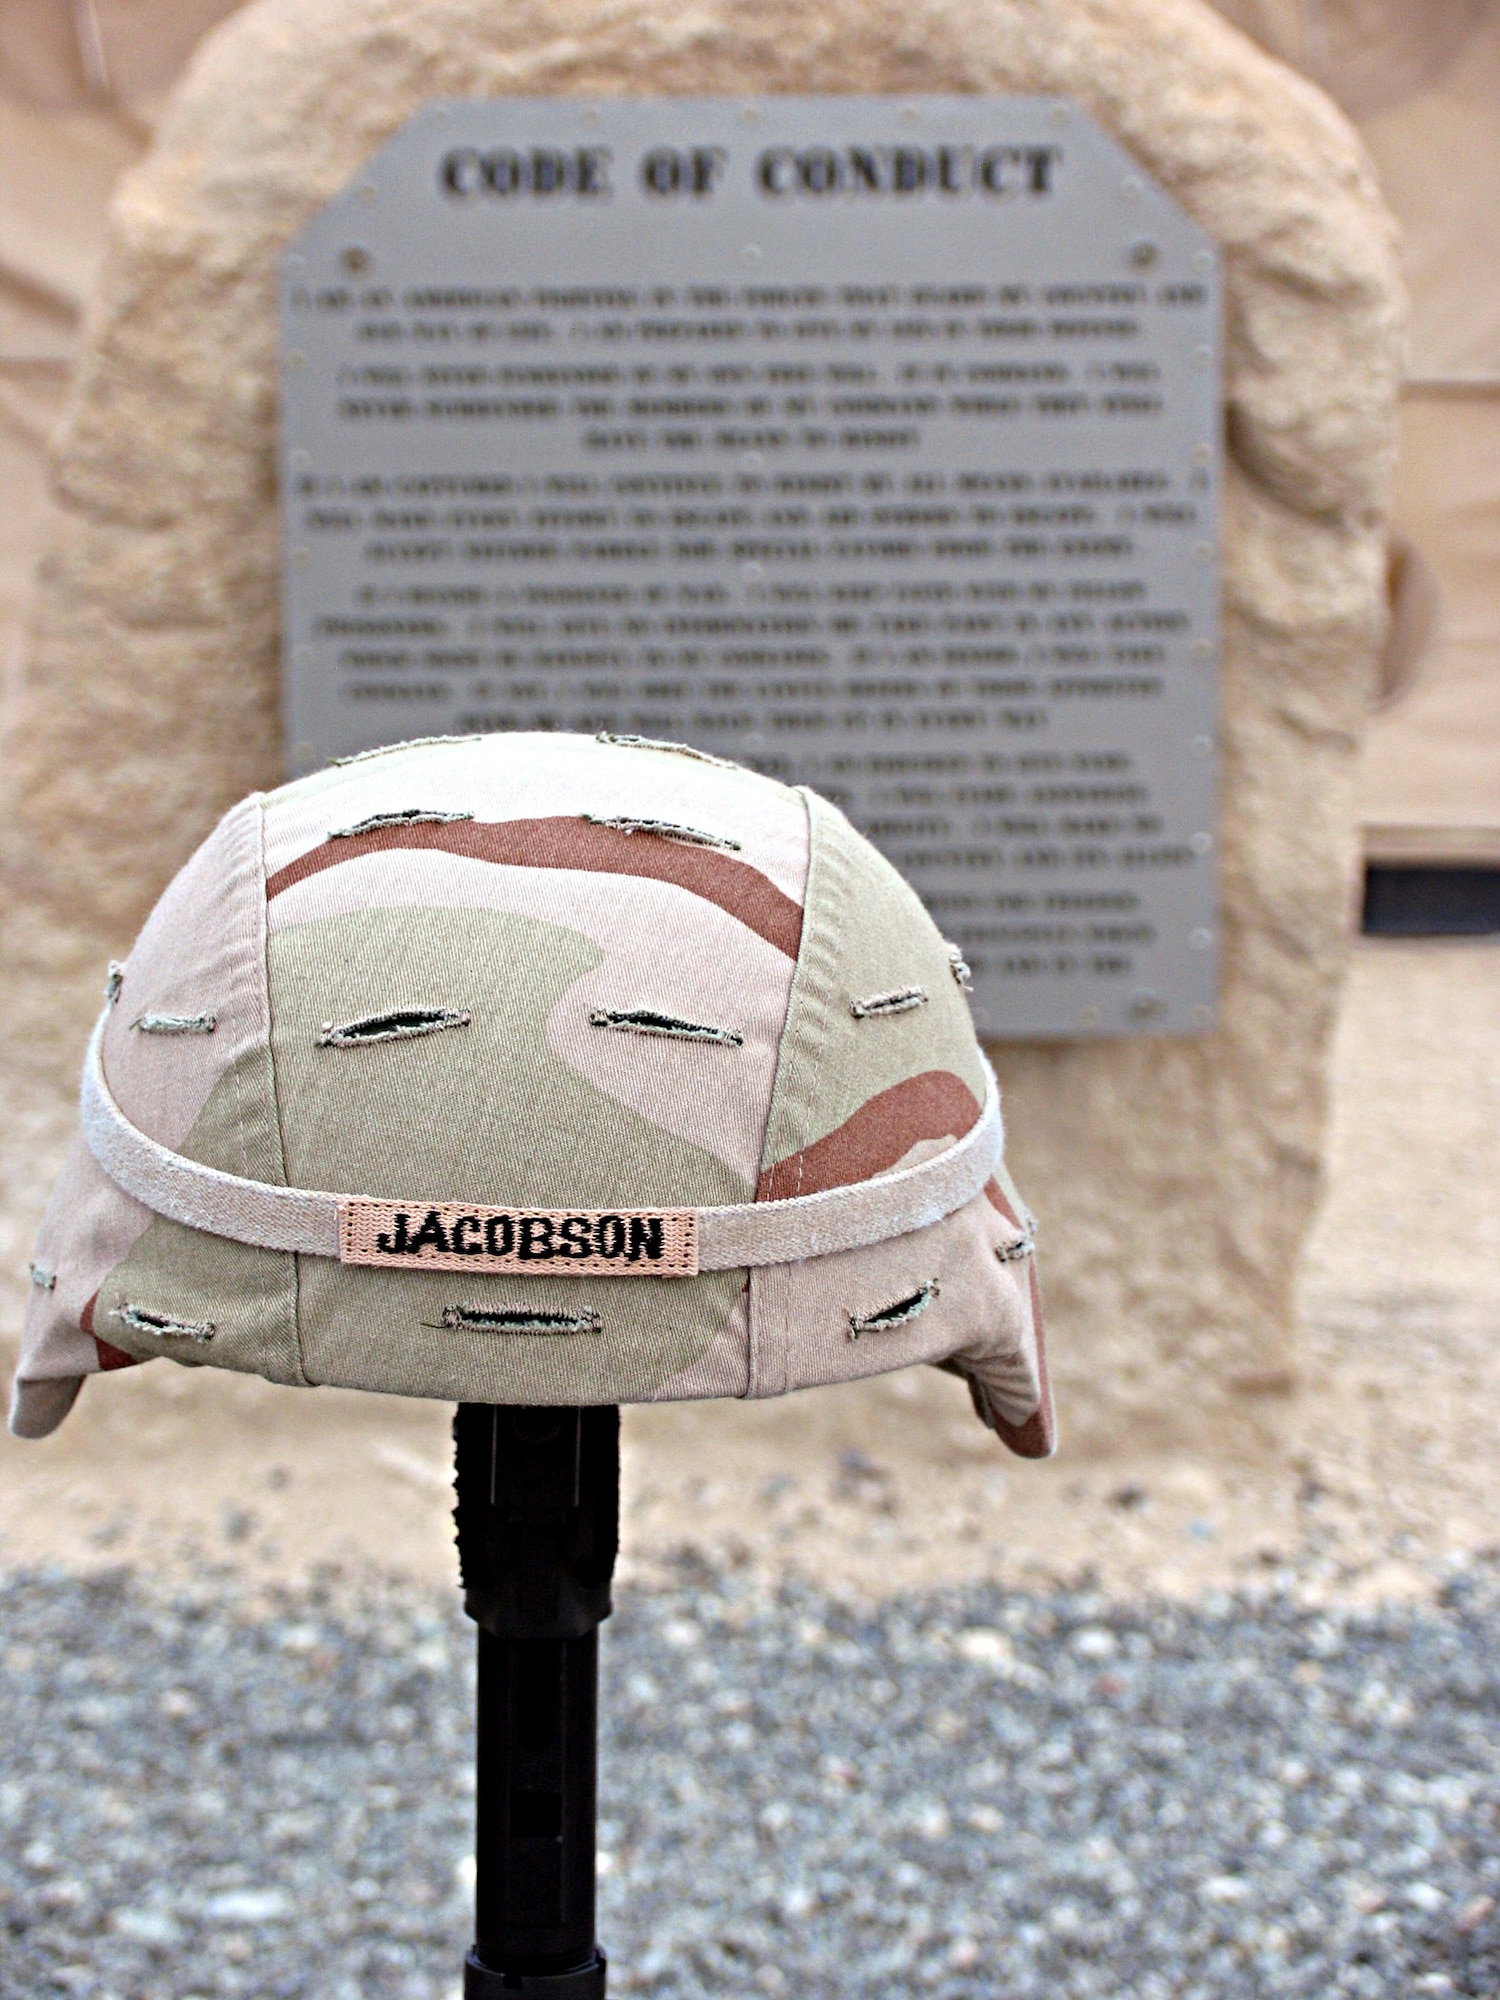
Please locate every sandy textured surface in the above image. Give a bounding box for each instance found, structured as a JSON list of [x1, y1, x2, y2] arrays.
[[3, 935, 1495, 1606]]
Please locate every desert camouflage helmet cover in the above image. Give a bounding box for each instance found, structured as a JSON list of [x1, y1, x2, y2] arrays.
[[11, 732, 1053, 1454]]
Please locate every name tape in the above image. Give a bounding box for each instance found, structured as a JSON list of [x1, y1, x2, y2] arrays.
[[338, 1199, 699, 1276]]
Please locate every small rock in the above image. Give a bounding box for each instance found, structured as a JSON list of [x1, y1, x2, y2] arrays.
[[111, 1906, 180, 1945], [199, 1888, 291, 1924], [1070, 1626, 1118, 1661]]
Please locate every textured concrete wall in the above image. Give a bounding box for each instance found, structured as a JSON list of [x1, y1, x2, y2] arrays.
[[0, 0, 1403, 1451]]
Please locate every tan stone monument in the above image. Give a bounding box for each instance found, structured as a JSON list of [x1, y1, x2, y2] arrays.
[[1212, 0, 1500, 868], [0, 0, 1403, 1451]]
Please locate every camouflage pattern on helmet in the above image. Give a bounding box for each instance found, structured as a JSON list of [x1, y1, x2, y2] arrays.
[[12, 732, 1052, 1455]]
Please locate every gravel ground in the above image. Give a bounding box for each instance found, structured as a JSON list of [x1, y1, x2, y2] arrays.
[[2, 1560, 1498, 2000]]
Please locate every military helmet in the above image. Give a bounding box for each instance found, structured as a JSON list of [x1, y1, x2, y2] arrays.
[[11, 731, 1052, 1454]]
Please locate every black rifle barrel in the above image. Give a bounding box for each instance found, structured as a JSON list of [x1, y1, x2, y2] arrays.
[[454, 1403, 619, 1999]]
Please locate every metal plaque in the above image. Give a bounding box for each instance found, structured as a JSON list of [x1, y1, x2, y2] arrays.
[[282, 97, 1220, 1037]]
